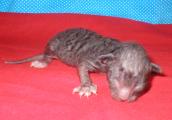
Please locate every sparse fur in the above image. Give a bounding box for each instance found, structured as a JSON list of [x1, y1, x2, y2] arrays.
[[5, 28, 162, 102]]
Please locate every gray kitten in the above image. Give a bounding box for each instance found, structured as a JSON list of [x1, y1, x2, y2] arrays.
[[5, 28, 162, 102]]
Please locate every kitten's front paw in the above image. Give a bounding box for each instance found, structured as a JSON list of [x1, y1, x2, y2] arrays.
[[73, 84, 97, 97]]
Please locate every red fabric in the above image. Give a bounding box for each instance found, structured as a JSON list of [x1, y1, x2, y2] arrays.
[[0, 13, 172, 120]]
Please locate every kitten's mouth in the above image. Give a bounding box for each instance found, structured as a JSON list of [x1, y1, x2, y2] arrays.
[[112, 95, 137, 102], [118, 88, 131, 100], [111, 88, 137, 102]]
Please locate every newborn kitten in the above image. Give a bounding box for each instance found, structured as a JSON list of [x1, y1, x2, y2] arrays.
[[5, 28, 162, 102]]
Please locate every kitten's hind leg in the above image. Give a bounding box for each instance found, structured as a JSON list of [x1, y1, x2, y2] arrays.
[[31, 55, 52, 68]]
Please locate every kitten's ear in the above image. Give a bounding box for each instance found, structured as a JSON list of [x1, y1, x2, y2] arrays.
[[98, 54, 115, 64], [151, 63, 162, 74]]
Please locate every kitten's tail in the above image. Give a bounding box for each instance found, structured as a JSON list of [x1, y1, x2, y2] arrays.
[[4, 54, 44, 64]]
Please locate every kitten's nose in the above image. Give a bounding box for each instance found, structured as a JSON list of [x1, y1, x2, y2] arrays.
[[118, 87, 130, 100]]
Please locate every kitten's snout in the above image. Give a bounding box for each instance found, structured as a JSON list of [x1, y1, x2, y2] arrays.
[[118, 87, 131, 100]]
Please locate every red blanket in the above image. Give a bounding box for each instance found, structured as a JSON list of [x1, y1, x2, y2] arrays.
[[0, 13, 172, 120]]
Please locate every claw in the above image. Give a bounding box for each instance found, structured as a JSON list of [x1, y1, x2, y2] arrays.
[[79, 91, 85, 97], [72, 86, 81, 94], [73, 84, 97, 98], [84, 91, 91, 98], [90, 85, 97, 95]]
